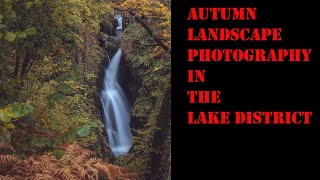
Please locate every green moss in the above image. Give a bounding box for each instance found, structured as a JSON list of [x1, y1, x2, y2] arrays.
[[53, 149, 65, 159]]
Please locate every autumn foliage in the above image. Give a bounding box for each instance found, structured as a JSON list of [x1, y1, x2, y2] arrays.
[[1, 0, 171, 179], [0, 143, 138, 180]]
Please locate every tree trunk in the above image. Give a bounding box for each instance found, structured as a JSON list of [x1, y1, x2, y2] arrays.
[[20, 52, 32, 77], [14, 55, 20, 77]]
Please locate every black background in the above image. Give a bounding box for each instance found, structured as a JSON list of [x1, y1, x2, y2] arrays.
[[172, 0, 320, 179]]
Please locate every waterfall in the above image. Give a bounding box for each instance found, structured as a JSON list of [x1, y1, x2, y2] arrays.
[[115, 14, 123, 36], [101, 14, 133, 156]]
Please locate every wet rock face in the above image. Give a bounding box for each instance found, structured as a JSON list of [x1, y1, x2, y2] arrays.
[[99, 17, 121, 57], [100, 18, 117, 36], [119, 54, 141, 106], [118, 54, 144, 140], [130, 116, 147, 131], [102, 34, 121, 56]]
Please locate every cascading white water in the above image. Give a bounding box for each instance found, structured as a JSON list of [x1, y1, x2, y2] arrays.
[[115, 14, 123, 36], [101, 14, 133, 156], [115, 15, 123, 30]]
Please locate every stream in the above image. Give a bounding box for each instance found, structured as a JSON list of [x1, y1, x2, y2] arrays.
[[100, 14, 133, 156]]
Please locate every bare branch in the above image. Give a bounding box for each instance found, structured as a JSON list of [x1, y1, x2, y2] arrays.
[[133, 41, 160, 47], [127, 11, 169, 51]]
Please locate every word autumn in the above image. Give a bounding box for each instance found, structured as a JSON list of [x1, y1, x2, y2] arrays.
[[187, 7, 257, 21], [186, 7, 313, 62], [187, 111, 312, 125]]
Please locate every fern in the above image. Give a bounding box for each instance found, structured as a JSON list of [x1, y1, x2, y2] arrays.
[[0, 143, 16, 152], [58, 153, 74, 166], [54, 170, 78, 180], [33, 174, 56, 180], [1, 143, 139, 180], [0, 175, 16, 180], [0, 155, 18, 167]]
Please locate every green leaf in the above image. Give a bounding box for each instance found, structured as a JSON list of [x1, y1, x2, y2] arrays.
[[0, 15, 3, 23], [76, 126, 91, 137], [24, 27, 36, 35], [34, 0, 41, 5], [24, 104, 34, 113], [31, 137, 48, 148], [52, 92, 66, 101], [26, 2, 33, 9], [56, 72, 76, 82], [4, 32, 16, 42], [12, 103, 23, 117], [53, 149, 64, 159], [46, 139, 60, 148], [17, 32, 27, 39], [66, 72, 76, 81], [3, 9, 16, 23], [85, 121, 99, 128], [0, 103, 33, 123], [56, 75, 67, 82], [46, 92, 65, 102], [11, 103, 33, 117], [4, 0, 13, 6], [0, 110, 11, 123], [56, 83, 70, 93], [0, 24, 7, 29], [65, 130, 77, 141], [5, 123, 15, 129]]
